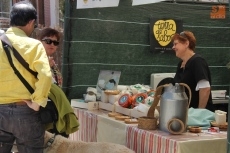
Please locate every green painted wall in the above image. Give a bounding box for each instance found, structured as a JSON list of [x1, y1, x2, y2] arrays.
[[62, 0, 230, 99]]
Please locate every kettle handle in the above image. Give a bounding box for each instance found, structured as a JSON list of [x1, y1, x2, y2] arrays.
[[147, 83, 191, 119], [178, 83, 191, 107], [147, 84, 168, 118]]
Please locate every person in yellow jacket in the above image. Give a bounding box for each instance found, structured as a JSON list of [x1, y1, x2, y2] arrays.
[[0, 1, 52, 153]]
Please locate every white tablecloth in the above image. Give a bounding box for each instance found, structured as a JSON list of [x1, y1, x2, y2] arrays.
[[70, 108, 227, 153], [97, 114, 129, 145]]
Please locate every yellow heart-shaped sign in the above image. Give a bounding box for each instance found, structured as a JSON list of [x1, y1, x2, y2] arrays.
[[83, 0, 88, 4], [153, 19, 176, 46]]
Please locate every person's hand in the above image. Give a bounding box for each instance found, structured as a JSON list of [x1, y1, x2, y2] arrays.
[[23, 100, 40, 111], [49, 56, 56, 67]]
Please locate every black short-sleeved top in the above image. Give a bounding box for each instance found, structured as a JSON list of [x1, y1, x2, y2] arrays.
[[174, 54, 214, 111]]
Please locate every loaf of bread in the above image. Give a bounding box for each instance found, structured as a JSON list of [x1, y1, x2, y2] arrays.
[[124, 119, 138, 124], [108, 112, 122, 117], [115, 116, 130, 121], [104, 90, 120, 95]]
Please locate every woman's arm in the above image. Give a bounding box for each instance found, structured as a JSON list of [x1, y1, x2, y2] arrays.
[[198, 87, 211, 108]]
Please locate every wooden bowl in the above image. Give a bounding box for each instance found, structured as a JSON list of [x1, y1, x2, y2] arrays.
[[211, 121, 228, 130], [188, 126, 202, 133]]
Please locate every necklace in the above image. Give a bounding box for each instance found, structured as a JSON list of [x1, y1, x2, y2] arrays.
[[181, 52, 195, 68]]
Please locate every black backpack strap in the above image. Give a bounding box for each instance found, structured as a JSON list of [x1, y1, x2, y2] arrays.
[[0, 34, 38, 78], [1, 40, 34, 94]]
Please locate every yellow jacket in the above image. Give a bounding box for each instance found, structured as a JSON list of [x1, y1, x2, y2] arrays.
[[0, 27, 51, 106]]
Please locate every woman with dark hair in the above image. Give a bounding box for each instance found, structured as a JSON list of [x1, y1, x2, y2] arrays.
[[38, 27, 63, 87], [38, 28, 79, 139], [171, 31, 214, 112]]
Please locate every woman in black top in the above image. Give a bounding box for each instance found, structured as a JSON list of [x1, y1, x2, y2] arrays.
[[171, 31, 214, 112]]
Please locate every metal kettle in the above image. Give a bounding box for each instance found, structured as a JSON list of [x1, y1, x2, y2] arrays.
[[157, 83, 191, 134]]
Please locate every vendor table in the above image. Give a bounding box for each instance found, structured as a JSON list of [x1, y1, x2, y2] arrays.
[[69, 108, 131, 144], [69, 108, 99, 142], [70, 108, 227, 153], [126, 126, 226, 153]]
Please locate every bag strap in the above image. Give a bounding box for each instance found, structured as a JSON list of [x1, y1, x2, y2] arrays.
[[0, 34, 38, 78], [0, 35, 35, 94], [0, 35, 59, 127]]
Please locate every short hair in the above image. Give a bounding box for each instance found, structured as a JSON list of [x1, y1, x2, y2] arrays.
[[38, 28, 60, 41], [171, 31, 196, 51], [10, 1, 37, 26]]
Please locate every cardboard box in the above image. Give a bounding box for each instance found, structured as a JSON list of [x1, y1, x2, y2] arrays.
[[71, 99, 99, 110], [99, 102, 115, 112], [130, 109, 147, 119], [130, 106, 160, 119], [211, 90, 226, 98], [114, 104, 131, 116]]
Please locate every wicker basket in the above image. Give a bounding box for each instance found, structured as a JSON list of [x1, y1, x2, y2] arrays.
[[138, 117, 157, 130], [137, 86, 164, 130]]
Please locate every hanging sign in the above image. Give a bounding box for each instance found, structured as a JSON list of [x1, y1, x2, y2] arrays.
[[210, 5, 226, 19], [132, 0, 165, 6], [77, 0, 120, 9], [149, 18, 183, 53]]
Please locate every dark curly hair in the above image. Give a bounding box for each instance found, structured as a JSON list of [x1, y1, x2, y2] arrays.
[[38, 27, 60, 41]]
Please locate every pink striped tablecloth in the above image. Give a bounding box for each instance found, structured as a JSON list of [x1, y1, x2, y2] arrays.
[[69, 107, 111, 142], [126, 126, 177, 153], [126, 126, 227, 153], [69, 108, 98, 142], [69, 108, 227, 153]]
